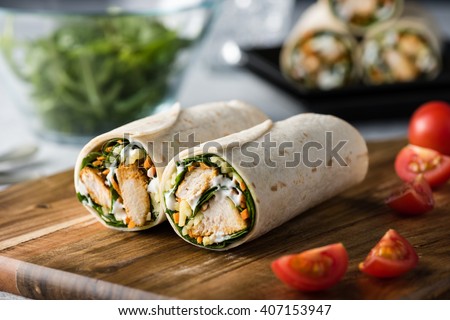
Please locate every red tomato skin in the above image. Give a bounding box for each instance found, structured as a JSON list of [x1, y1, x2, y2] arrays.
[[359, 256, 415, 278], [395, 145, 450, 188], [385, 179, 434, 216], [359, 230, 419, 278], [271, 243, 348, 292], [409, 101, 450, 156]]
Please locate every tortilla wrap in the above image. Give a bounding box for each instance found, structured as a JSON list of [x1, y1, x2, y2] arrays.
[[74, 101, 268, 231], [280, 2, 358, 91], [161, 113, 369, 250], [360, 12, 442, 85], [322, 0, 404, 36]]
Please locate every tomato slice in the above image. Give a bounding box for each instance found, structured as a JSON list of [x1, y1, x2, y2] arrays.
[[395, 145, 450, 188], [409, 101, 450, 156], [385, 177, 434, 216], [271, 243, 348, 291], [359, 229, 418, 278]]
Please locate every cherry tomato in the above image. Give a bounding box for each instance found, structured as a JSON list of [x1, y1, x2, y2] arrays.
[[385, 177, 434, 216], [359, 229, 418, 278], [271, 243, 348, 291], [395, 145, 450, 188], [409, 101, 450, 156]]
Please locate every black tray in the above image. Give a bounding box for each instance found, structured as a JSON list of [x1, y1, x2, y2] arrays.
[[241, 43, 450, 120]]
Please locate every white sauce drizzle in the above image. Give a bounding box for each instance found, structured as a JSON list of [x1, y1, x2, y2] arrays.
[[165, 191, 178, 211], [311, 35, 339, 56], [187, 194, 202, 213], [203, 231, 231, 246], [180, 173, 244, 213], [177, 163, 185, 175], [383, 31, 398, 48], [363, 40, 380, 65], [147, 177, 159, 194], [104, 166, 116, 187], [77, 180, 89, 197], [77, 181, 94, 207], [111, 200, 127, 223], [210, 175, 243, 208], [318, 70, 343, 90], [147, 177, 161, 206], [120, 145, 145, 165]]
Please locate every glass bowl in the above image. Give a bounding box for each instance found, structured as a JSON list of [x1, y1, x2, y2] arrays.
[[0, 0, 216, 143]]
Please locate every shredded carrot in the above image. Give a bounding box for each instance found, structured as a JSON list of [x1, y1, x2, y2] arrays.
[[188, 230, 194, 238], [102, 169, 110, 176], [173, 212, 180, 224], [144, 157, 151, 170], [97, 156, 106, 161], [196, 236, 203, 244], [200, 162, 209, 170], [128, 220, 136, 229], [111, 179, 122, 196], [92, 160, 103, 167], [240, 209, 249, 220], [148, 166, 156, 178], [239, 180, 246, 191], [105, 146, 113, 153], [117, 139, 123, 144]]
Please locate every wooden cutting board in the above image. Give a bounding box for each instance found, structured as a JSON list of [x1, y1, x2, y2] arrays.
[[1, 139, 449, 300]]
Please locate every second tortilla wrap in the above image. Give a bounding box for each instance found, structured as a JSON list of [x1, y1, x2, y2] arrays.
[[322, 0, 404, 36], [359, 4, 442, 85], [74, 101, 268, 231], [161, 113, 369, 250], [280, 2, 358, 91]]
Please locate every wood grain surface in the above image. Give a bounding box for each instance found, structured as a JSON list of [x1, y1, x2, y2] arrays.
[[0, 139, 449, 299]]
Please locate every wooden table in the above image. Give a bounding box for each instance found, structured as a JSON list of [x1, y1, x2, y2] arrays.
[[0, 140, 449, 299]]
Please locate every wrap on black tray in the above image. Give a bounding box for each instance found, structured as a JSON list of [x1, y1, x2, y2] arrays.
[[160, 114, 369, 250], [74, 101, 268, 231], [280, 2, 358, 91]]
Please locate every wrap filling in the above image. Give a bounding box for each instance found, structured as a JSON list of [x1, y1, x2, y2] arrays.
[[287, 31, 354, 90], [362, 28, 440, 84], [329, 0, 398, 28], [164, 155, 255, 248], [77, 138, 159, 228]]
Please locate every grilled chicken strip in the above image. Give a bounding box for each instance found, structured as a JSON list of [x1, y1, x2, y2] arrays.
[[190, 197, 247, 239], [176, 166, 218, 202], [79, 167, 112, 210], [116, 163, 151, 227]]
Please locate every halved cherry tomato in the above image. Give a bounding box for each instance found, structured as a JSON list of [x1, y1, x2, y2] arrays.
[[271, 243, 348, 291], [359, 229, 418, 278], [395, 145, 450, 188], [385, 177, 434, 216], [409, 101, 450, 156]]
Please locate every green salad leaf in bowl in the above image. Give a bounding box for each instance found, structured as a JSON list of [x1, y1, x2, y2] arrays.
[[0, 0, 216, 143]]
